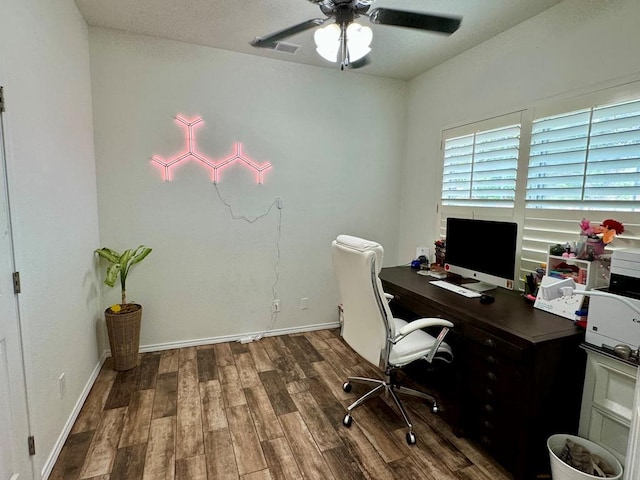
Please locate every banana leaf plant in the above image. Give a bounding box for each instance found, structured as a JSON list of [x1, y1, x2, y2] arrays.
[[95, 245, 152, 305]]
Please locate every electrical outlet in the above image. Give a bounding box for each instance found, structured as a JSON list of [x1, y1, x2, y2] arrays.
[[272, 299, 281, 313], [416, 247, 430, 260], [300, 297, 309, 310], [58, 373, 66, 399]]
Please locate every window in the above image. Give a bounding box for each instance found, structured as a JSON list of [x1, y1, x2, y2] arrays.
[[438, 89, 640, 289], [441, 123, 521, 209], [526, 98, 640, 211]]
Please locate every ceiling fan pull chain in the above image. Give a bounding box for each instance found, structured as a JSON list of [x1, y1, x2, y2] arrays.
[[340, 22, 349, 70]]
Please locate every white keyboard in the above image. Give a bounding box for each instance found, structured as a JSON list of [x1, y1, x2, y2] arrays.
[[429, 280, 481, 298]]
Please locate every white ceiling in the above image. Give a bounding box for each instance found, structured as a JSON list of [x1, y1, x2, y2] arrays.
[[74, 0, 563, 80]]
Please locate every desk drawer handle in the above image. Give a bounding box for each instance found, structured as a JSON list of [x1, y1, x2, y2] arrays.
[[485, 355, 497, 365], [486, 372, 497, 382], [483, 420, 494, 430], [483, 339, 496, 348], [485, 388, 494, 397], [483, 404, 494, 414]]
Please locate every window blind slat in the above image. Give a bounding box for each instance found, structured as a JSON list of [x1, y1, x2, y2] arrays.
[[528, 164, 586, 177], [531, 110, 590, 133], [444, 135, 474, 150], [531, 124, 589, 144], [526, 188, 584, 200], [588, 143, 640, 161], [585, 157, 640, 173], [529, 137, 589, 156], [593, 99, 640, 120], [528, 150, 587, 167], [525, 200, 640, 211], [590, 116, 640, 135], [584, 187, 640, 200]]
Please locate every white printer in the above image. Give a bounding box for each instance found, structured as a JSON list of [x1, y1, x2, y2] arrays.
[[585, 249, 640, 350]]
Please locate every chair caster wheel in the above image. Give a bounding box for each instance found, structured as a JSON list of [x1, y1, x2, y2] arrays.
[[406, 431, 417, 445], [431, 404, 439, 414], [342, 382, 352, 393], [343, 414, 353, 427]]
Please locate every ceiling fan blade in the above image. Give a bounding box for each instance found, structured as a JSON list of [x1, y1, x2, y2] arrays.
[[251, 18, 327, 48], [348, 55, 370, 69], [369, 8, 461, 34]]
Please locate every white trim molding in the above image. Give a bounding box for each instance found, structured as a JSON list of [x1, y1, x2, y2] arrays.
[[40, 352, 108, 480], [138, 321, 341, 354]]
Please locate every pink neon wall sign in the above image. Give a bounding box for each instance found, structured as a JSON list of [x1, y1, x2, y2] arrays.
[[151, 115, 272, 183]]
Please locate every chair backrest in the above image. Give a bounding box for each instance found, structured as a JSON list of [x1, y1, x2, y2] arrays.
[[332, 235, 395, 368]]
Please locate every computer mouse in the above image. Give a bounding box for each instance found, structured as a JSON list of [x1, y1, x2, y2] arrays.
[[480, 294, 495, 304]]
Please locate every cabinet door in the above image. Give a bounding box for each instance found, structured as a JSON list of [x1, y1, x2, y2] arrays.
[[580, 352, 637, 464]]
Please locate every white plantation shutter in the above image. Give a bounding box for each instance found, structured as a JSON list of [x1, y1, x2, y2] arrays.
[[438, 90, 640, 290], [441, 117, 520, 208], [442, 123, 521, 208], [526, 98, 640, 211], [520, 97, 640, 284]]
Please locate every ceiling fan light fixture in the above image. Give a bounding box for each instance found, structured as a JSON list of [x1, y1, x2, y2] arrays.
[[346, 22, 372, 62], [314, 23, 341, 62], [314, 22, 372, 64]]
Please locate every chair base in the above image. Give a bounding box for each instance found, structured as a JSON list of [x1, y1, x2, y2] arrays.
[[342, 374, 438, 445]]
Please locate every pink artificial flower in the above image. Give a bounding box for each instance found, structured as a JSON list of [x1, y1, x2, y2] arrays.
[[580, 218, 594, 235]]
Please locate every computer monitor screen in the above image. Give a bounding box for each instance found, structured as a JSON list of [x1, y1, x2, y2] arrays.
[[444, 217, 518, 292]]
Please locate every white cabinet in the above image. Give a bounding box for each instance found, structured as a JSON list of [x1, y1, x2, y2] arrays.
[[579, 347, 638, 465]]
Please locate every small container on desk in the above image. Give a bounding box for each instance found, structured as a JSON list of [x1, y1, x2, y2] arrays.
[[546, 247, 611, 290]]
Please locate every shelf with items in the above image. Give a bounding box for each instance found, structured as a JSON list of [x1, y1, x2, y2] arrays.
[[546, 247, 611, 291]]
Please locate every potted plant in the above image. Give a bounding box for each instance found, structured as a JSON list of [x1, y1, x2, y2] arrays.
[[95, 245, 152, 371]]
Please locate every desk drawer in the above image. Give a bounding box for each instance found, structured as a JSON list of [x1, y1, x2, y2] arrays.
[[465, 360, 525, 402], [386, 288, 451, 321], [464, 324, 524, 362]]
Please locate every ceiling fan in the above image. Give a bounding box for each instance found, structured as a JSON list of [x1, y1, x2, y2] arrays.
[[250, 0, 462, 71]]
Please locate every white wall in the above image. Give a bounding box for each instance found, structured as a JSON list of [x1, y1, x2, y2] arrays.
[[0, 0, 102, 477], [398, 0, 640, 260], [90, 29, 406, 348]]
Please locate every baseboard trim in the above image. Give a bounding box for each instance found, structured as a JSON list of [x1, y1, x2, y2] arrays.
[[138, 321, 341, 353], [40, 351, 108, 480], [42, 322, 340, 478]]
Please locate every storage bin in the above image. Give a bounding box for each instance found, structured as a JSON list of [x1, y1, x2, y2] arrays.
[[547, 434, 622, 480]]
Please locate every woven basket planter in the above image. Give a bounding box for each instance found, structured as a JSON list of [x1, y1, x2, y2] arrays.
[[105, 304, 142, 371]]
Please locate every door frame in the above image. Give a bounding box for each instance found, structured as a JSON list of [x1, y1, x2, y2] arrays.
[[0, 92, 35, 480]]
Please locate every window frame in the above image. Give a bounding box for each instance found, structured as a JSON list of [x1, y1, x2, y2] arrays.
[[437, 80, 640, 289]]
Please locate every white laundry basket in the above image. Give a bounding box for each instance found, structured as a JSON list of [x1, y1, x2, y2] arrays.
[[547, 434, 623, 480]]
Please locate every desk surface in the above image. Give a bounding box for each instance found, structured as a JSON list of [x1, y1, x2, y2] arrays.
[[380, 266, 584, 348]]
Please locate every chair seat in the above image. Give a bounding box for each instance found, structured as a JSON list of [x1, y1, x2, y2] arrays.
[[389, 318, 453, 367]]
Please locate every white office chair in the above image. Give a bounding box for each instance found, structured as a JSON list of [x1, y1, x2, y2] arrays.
[[332, 234, 454, 445]]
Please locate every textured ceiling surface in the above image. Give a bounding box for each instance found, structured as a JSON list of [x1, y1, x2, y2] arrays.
[[75, 0, 563, 80]]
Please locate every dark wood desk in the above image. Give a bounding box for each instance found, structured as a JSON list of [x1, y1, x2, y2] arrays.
[[380, 267, 586, 480]]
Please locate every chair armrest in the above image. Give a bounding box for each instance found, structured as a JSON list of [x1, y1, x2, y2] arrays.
[[396, 318, 453, 337]]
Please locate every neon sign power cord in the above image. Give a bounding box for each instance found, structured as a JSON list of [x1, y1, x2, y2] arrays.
[[213, 183, 282, 340]]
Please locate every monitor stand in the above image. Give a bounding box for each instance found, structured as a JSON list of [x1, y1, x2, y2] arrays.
[[464, 281, 497, 293]]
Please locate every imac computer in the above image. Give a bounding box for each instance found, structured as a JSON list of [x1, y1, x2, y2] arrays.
[[444, 217, 518, 292]]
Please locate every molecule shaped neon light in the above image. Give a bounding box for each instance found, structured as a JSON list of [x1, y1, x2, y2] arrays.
[[151, 115, 272, 184]]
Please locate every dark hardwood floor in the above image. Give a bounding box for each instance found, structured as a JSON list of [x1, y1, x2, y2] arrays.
[[49, 329, 512, 480]]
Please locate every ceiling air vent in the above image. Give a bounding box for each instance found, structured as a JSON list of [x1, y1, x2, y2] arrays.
[[268, 42, 300, 55]]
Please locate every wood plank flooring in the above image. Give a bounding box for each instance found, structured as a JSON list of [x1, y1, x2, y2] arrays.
[[50, 329, 512, 480]]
